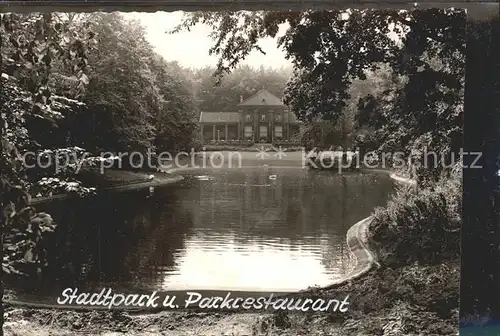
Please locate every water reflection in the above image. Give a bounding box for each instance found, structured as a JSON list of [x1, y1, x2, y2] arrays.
[[7, 168, 394, 300]]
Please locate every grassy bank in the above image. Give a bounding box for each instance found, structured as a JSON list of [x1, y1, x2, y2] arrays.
[[29, 169, 181, 205], [76, 169, 158, 188]]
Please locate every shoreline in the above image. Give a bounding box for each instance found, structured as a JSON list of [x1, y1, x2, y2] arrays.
[[28, 172, 184, 205], [6, 169, 410, 305], [321, 170, 415, 289], [3, 169, 418, 336], [164, 164, 414, 292], [16, 168, 410, 292]]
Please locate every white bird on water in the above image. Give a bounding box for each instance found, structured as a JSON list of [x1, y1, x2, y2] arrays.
[[196, 175, 213, 181], [147, 186, 155, 198], [262, 164, 276, 180]]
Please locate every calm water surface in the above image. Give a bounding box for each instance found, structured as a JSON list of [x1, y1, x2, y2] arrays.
[[8, 167, 394, 300]]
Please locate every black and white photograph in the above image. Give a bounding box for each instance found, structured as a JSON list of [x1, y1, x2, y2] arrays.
[[1, 3, 496, 335]]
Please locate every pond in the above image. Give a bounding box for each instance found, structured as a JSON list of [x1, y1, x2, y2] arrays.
[[6, 166, 395, 302]]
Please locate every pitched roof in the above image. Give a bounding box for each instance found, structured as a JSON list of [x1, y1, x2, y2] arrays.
[[199, 112, 240, 123], [238, 89, 284, 107]]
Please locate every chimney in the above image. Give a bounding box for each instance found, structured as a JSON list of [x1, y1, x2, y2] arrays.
[[240, 95, 243, 103]]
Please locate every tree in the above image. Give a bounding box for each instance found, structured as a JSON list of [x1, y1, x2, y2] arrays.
[[148, 56, 200, 152], [1, 14, 94, 325], [55, 13, 200, 156], [190, 64, 292, 112], [79, 13, 157, 154], [173, 9, 466, 183]]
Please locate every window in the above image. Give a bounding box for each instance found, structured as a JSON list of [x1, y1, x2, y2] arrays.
[[276, 114, 281, 121], [244, 126, 253, 139], [246, 114, 251, 121], [275, 125, 283, 138], [261, 114, 266, 121]]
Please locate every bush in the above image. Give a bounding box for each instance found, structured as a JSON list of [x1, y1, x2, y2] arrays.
[[370, 167, 461, 267]]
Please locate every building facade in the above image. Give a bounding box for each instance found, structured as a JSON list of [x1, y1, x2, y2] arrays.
[[199, 89, 301, 144]]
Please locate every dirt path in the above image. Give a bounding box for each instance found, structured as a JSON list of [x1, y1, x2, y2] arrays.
[[3, 308, 268, 336]]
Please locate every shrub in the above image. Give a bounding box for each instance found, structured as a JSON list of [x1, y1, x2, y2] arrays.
[[370, 167, 461, 267]]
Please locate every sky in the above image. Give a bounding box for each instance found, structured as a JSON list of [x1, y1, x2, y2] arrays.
[[122, 12, 291, 70]]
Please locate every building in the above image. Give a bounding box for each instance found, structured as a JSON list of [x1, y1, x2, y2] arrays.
[[199, 89, 301, 144]]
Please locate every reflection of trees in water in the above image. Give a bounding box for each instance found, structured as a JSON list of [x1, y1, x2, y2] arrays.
[[187, 171, 394, 275], [21, 188, 192, 294], [191, 170, 394, 240], [319, 173, 396, 273], [127, 188, 194, 292], [320, 175, 349, 274], [27, 197, 106, 293], [8, 173, 394, 296], [82, 194, 159, 288]]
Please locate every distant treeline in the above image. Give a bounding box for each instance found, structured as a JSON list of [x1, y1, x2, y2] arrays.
[[187, 65, 293, 113]]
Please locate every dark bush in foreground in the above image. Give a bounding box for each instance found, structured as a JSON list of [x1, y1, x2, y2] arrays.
[[370, 168, 461, 267]]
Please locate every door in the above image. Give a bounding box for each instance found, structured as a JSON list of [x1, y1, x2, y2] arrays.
[[259, 125, 268, 142]]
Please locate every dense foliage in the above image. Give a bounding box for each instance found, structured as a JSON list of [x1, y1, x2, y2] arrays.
[[371, 165, 461, 267], [188, 64, 292, 112], [0, 12, 203, 285], [1, 12, 298, 283], [172, 11, 466, 334], [175, 9, 465, 184], [1, 13, 93, 279], [32, 13, 201, 155], [2, 7, 465, 293]]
